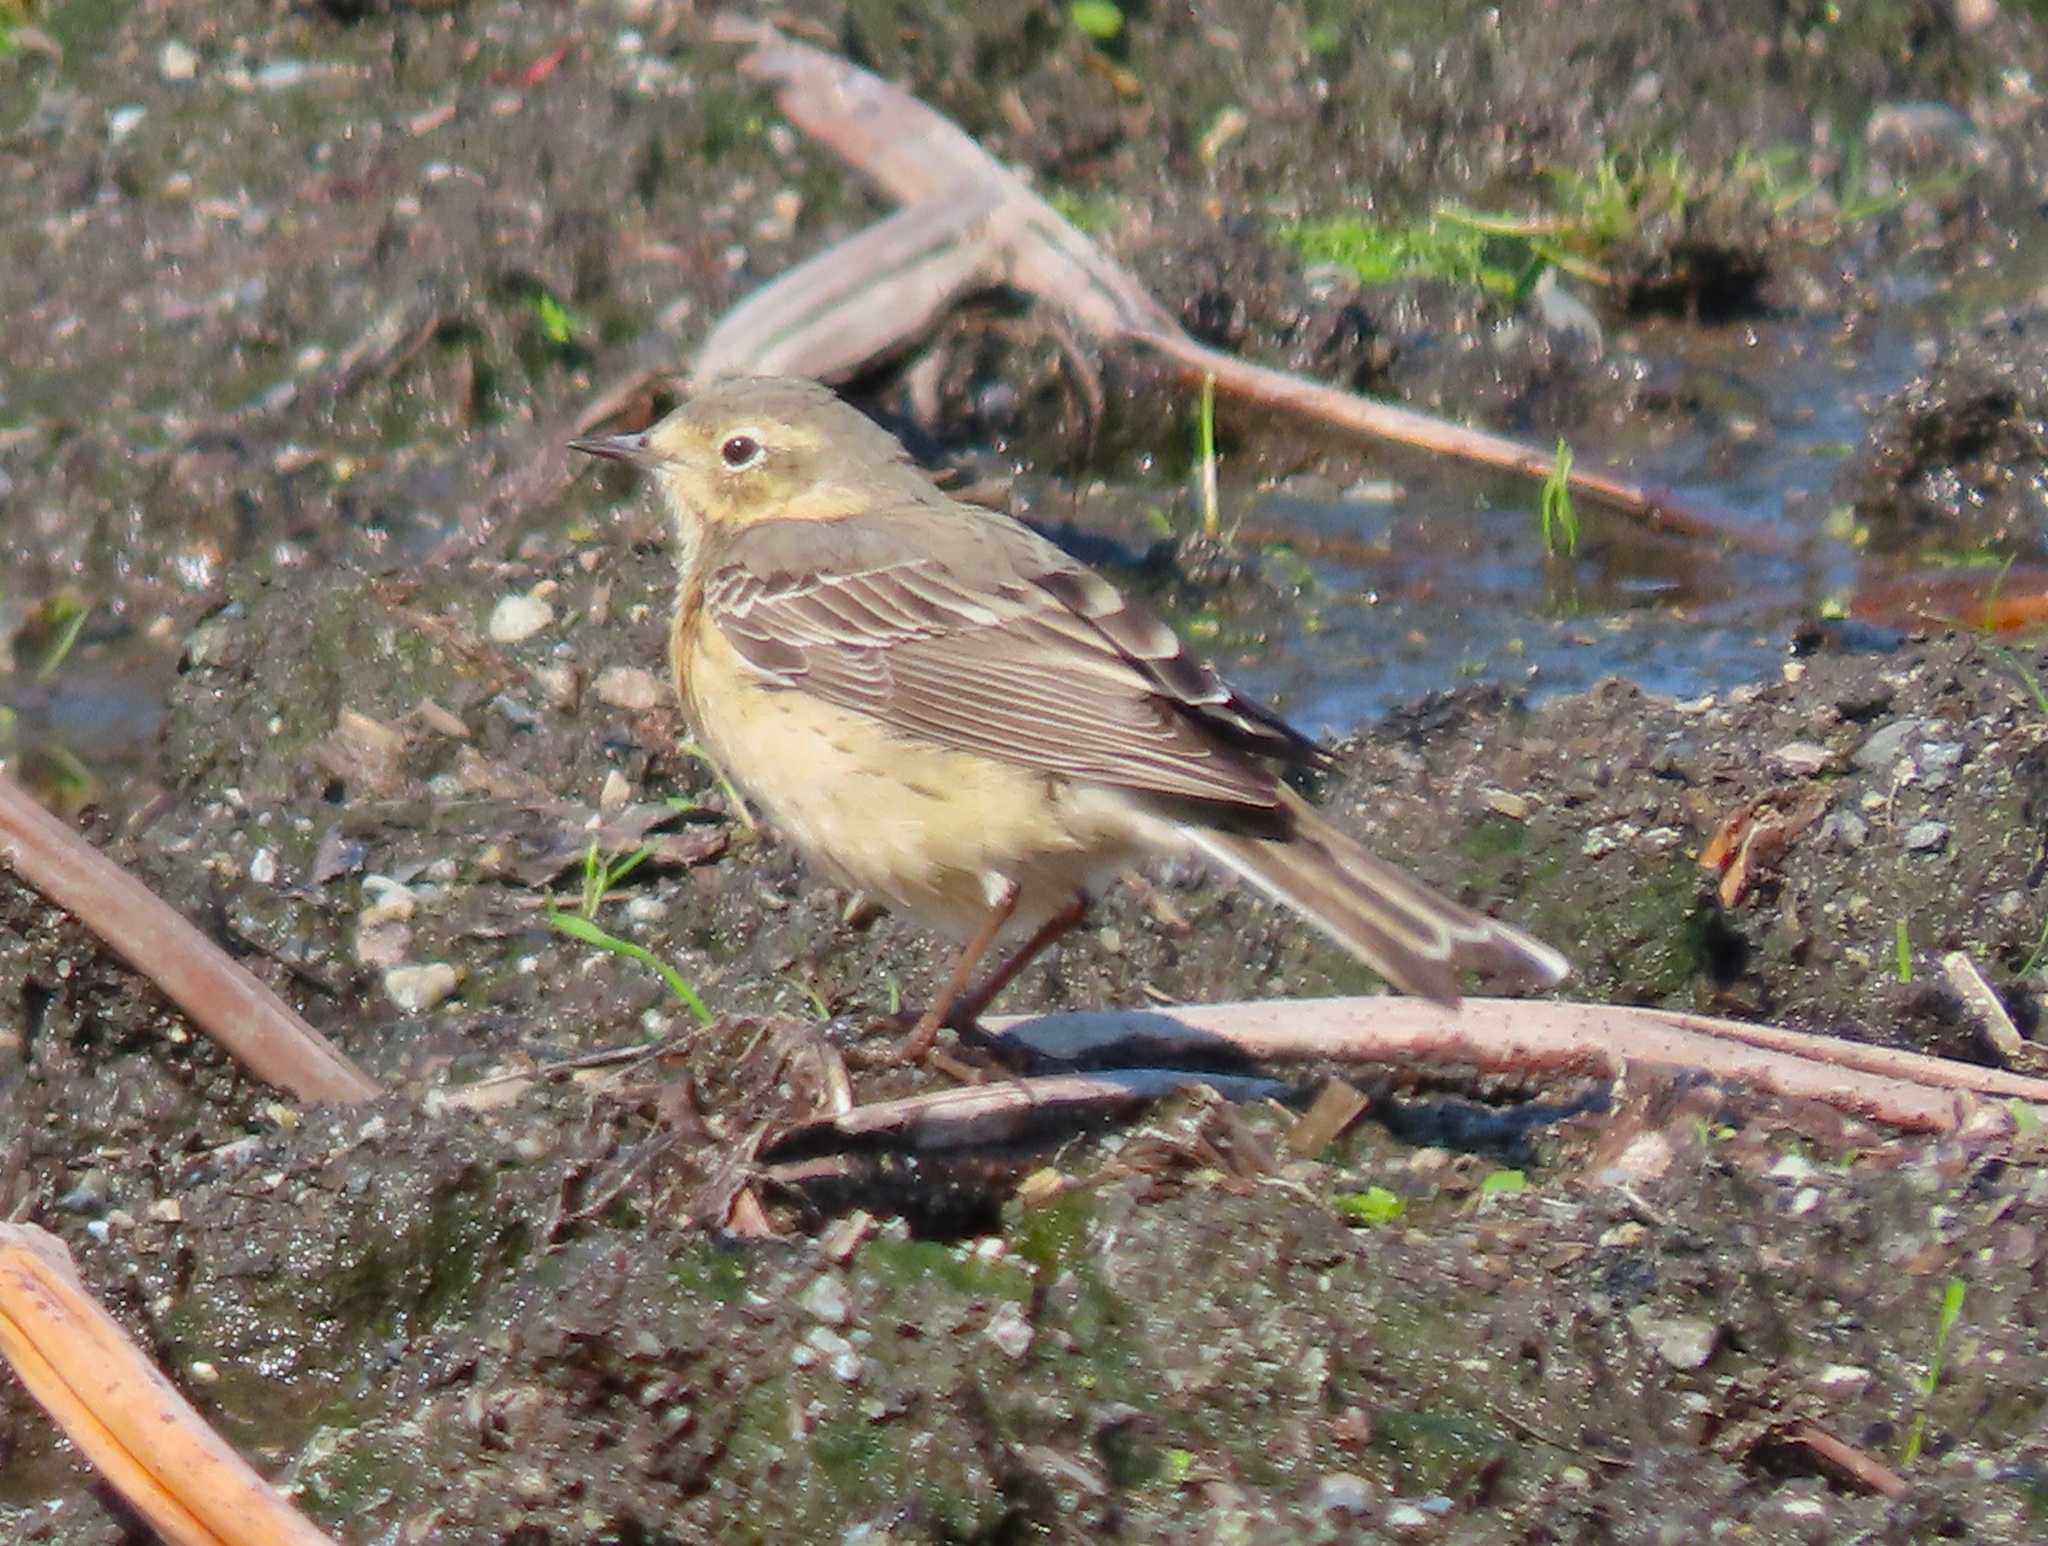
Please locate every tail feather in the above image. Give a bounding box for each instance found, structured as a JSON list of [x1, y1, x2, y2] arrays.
[[1180, 788, 1568, 1003]]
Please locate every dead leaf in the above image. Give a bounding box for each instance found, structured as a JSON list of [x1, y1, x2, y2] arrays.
[[1699, 784, 1831, 906]]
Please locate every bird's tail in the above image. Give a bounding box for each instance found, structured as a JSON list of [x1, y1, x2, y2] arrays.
[[1181, 787, 1568, 1003]]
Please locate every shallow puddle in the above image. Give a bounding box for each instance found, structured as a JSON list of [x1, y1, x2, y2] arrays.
[[1125, 240, 2048, 736]]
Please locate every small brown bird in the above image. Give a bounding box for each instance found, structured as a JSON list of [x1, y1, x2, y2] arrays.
[[572, 377, 1566, 1058]]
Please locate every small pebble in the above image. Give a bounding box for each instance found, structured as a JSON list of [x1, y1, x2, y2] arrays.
[[1628, 1308, 1719, 1370], [1810, 1363, 1871, 1397], [183, 616, 239, 668], [1818, 811, 1867, 851], [247, 847, 278, 885], [1385, 1503, 1430, 1534], [531, 663, 581, 711], [383, 962, 460, 1013], [1770, 741, 1831, 776], [1767, 1152, 1817, 1183], [1902, 820, 1949, 853], [159, 40, 198, 80], [359, 875, 417, 927], [353, 923, 411, 968], [255, 59, 315, 91], [599, 769, 632, 809], [1312, 1473, 1373, 1518], [983, 1300, 1034, 1359], [1482, 788, 1530, 820], [1852, 717, 1928, 771], [595, 665, 666, 711], [799, 1274, 851, 1328], [488, 593, 555, 643], [56, 1172, 110, 1215], [801, 1325, 864, 1384], [1918, 741, 1964, 789], [491, 693, 539, 728]]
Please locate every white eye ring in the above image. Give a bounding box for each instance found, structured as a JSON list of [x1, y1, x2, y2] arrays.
[[719, 430, 765, 470]]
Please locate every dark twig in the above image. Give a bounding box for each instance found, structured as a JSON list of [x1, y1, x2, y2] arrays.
[[1769, 1417, 1909, 1499]]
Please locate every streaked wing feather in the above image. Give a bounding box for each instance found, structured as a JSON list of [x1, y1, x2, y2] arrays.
[[706, 514, 1289, 806], [1030, 569, 1330, 767]]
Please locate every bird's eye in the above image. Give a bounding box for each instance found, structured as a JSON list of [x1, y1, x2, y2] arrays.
[[720, 433, 763, 470]]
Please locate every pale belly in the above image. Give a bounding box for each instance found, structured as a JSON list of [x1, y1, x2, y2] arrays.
[[683, 627, 1152, 941]]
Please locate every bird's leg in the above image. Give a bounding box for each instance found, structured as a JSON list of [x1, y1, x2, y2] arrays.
[[945, 892, 1090, 1030], [902, 878, 1021, 1062]]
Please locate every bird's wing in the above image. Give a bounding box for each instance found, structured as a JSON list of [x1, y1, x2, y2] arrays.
[[702, 508, 1320, 807]]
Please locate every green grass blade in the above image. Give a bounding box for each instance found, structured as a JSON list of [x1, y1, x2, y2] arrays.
[[548, 909, 714, 1025]]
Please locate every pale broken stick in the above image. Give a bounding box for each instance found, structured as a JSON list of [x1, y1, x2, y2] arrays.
[[0, 1224, 340, 1546], [985, 997, 2048, 1136], [0, 773, 379, 1104], [693, 188, 1011, 385], [764, 1067, 1288, 1157], [1941, 948, 2046, 1073], [705, 14, 1773, 553]]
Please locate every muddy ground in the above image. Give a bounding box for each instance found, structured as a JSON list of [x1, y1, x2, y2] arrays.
[[5, 1, 2048, 1541]]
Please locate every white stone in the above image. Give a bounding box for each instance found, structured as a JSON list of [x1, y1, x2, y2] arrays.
[[799, 1275, 851, 1328], [1810, 1363, 1871, 1397], [383, 962, 460, 1013], [1770, 741, 1831, 776], [488, 593, 555, 643], [360, 875, 416, 926], [354, 922, 410, 968], [984, 1300, 1033, 1359], [1628, 1308, 1718, 1369], [1767, 1153, 1817, 1183], [594, 665, 665, 711]]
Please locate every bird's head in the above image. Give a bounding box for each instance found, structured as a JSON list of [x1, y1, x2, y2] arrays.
[[569, 375, 928, 533]]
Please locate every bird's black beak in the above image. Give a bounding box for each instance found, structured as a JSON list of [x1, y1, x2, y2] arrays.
[[568, 430, 654, 466]]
